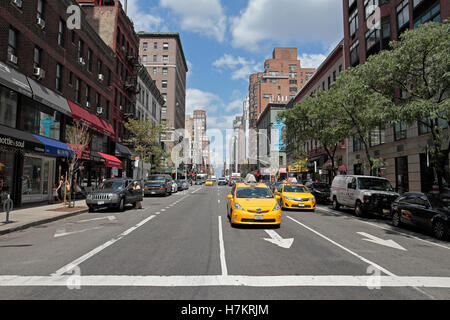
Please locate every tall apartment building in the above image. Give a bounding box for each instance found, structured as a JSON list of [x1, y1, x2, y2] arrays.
[[137, 32, 188, 132], [0, 0, 119, 206], [77, 0, 140, 177], [343, 0, 449, 193], [248, 48, 315, 128]]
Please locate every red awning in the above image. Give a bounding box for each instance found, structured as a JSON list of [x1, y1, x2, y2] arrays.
[[67, 144, 91, 160], [97, 152, 123, 169], [67, 100, 115, 138], [279, 167, 287, 174]]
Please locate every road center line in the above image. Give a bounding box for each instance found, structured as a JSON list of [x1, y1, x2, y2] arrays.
[[218, 216, 228, 276], [52, 215, 156, 276]]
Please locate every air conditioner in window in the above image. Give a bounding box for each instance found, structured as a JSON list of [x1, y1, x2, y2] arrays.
[[8, 53, 18, 65], [78, 57, 86, 66], [37, 17, 46, 29], [119, 105, 124, 111], [86, 102, 91, 108], [97, 107, 103, 115], [33, 67, 45, 79], [98, 74, 104, 82], [11, 0, 22, 8]]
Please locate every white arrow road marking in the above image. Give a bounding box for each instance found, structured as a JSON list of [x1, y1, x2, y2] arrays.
[[54, 226, 104, 238], [358, 232, 407, 251], [263, 230, 294, 249], [77, 216, 117, 223]]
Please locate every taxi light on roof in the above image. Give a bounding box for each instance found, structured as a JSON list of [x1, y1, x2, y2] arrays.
[[244, 174, 257, 184]]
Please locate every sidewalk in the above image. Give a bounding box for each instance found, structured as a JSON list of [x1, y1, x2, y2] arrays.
[[0, 200, 88, 236]]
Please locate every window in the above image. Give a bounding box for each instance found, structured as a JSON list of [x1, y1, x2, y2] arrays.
[[349, 9, 358, 37], [107, 68, 111, 86], [289, 72, 297, 78], [333, 71, 336, 82], [370, 127, 386, 146], [350, 40, 360, 67], [85, 85, 90, 106], [397, 0, 409, 30], [116, 27, 121, 47], [327, 76, 331, 90], [394, 122, 407, 141], [162, 80, 167, 88], [289, 80, 297, 85], [105, 100, 110, 120], [270, 79, 279, 84], [365, 27, 381, 56], [162, 55, 169, 62], [353, 136, 364, 152], [419, 117, 447, 135], [77, 39, 84, 59], [33, 47, 42, 68], [143, 42, 148, 51], [8, 28, 17, 58], [58, 20, 65, 47], [22, 97, 61, 140], [153, 67, 157, 75], [56, 64, 62, 91], [414, 3, 441, 28], [289, 87, 297, 93], [364, 0, 378, 19], [163, 42, 169, 50], [289, 64, 297, 70], [339, 65, 342, 73], [162, 68, 168, 76], [37, 0, 45, 20], [0, 86, 18, 128], [263, 94, 272, 99], [152, 100, 157, 117], [142, 55, 147, 63], [69, 72, 73, 86], [381, 18, 391, 49], [153, 55, 157, 62], [95, 92, 100, 107], [87, 48, 93, 72], [97, 59, 102, 75], [154, 42, 157, 49]]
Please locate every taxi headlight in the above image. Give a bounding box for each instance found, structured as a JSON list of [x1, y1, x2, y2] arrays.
[[234, 203, 244, 211], [273, 203, 281, 211], [285, 197, 295, 201]]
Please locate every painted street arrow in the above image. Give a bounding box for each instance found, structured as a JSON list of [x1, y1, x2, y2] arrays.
[[357, 232, 407, 251], [263, 230, 294, 249], [54, 226, 104, 238]]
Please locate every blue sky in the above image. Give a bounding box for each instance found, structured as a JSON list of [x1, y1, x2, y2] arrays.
[[121, 0, 344, 174]]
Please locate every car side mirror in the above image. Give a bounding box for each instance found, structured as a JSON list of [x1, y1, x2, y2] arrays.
[[275, 195, 281, 201], [227, 195, 233, 200]]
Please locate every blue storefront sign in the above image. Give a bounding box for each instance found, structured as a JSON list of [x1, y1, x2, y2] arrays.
[[41, 117, 55, 138], [273, 119, 286, 151], [32, 135, 73, 158]]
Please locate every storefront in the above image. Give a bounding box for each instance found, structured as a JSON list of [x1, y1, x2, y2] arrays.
[[115, 143, 133, 178]]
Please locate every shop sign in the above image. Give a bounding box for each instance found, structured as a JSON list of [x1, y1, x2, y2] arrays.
[[41, 117, 55, 138], [0, 136, 25, 149]]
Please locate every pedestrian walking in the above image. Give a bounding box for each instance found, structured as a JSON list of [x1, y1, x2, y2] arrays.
[[56, 176, 64, 202], [133, 181, 143, 210]]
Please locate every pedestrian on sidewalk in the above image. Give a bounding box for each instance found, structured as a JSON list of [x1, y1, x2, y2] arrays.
[[133, 181, 143, 210], [56, 176, 64, 202]]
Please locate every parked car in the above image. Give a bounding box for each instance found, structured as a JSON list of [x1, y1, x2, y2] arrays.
[[391, 193, 450, 240], [331, 175, 399, 217], [171, 181, 179, 193], [144, 175, 172, 196], [175, 180, 189, 191], [305, 182, 331, 204], [218, 177, 228, 185], [86, 179, 143, 212]]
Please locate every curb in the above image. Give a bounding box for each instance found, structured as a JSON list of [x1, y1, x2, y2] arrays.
[[0, 208, 89, 236]]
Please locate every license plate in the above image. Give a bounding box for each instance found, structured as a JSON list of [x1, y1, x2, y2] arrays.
[[98, 201, 104, 205], [151, 192, 156, 194], [382, 209, 390, 214], [254, 215, 264, 220], [297, 203, 305, 207]]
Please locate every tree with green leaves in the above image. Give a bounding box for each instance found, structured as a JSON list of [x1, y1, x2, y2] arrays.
[[359, 20, 450, 190], [124, 118, 166, 176]]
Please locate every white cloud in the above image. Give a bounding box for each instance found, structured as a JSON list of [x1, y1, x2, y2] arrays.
[[186, 89, 222, 115], [213, 54, 261, 81], [159, 0, 227, 42], [298, 53, 327, 69], [230, 0, 343, 52], [120, 0, 164, 31]]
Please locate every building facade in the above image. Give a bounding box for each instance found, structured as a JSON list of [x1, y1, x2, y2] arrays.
[[248, 48, 315, 128], [343, 0, 449, 192], [0, 0, 122, 206]]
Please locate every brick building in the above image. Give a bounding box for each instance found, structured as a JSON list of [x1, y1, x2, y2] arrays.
[[343, 0, 450, 193], [248, 48, 315, 128], [0, 0, 120, 206]]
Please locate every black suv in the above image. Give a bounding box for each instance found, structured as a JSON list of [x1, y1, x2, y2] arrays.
[[86, 179, 143, 212], [144, 175, 173, 196], [305, 182, 331, 204]]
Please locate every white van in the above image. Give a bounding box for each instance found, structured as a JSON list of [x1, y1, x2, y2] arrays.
[[330, 175, 399, 217]]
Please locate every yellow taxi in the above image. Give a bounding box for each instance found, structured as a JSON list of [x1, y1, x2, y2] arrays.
[[276, 184, 316, 211], [227, 175, 282, 228], [205, 179, 214, 186]]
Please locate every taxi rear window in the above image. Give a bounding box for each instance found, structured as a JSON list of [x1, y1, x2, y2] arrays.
[[236, 187, 273, 199]]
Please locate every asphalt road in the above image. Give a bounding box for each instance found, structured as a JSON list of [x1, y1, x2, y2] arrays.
[[0, 184, 450, 300]]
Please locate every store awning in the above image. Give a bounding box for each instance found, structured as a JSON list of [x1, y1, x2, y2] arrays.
[[97, 152, 123, 169], [28, 78, 72, 116], [279, 167, 287, 174], [0, 62, 32, 97], [0, 124, 45, 153], [67, 100, 115, 137], [115, 143, 132, 157], [67, 144, 91, 160], [33, 135, 73, 158]]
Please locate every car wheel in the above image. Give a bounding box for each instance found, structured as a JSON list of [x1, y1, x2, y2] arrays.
[[355, 201, 365, 217], [332, 197, 340, 210], [118, 198, 125, 212], [433, 220, 449, 240], [392, 211, 402, 227]]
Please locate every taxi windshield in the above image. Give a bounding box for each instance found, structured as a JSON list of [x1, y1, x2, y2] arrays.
[[236, 187, 273, 199], [284, 185, 309, 193]]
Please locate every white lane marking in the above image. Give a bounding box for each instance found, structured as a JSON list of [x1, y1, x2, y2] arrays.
[[2, 275, 450, 289], [76, 216, 117, 223], [161, 209, 166, 212], [317, 207, 450, 250], [358, 232, 407, 251], [155, 212, 161, 215], [52, 215, 156, 276], [218, 216, 228, 276], [287, 216, 395, 276], [218, 200, 220, 204], [54, 227, 104, 238], [263, 230, 294, 249]]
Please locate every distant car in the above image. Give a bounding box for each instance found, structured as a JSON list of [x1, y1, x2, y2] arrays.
[[195, 179, 205, 185], [144, 175, 172, 196], [391, 193, 450, 240], [229, 176, 242, 186], [205, 179, 214, 186], [218, 177, 228, 185], [86, 179, 143, 212], [305, 182, 331, 204], [175, 180, 189, 190]]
